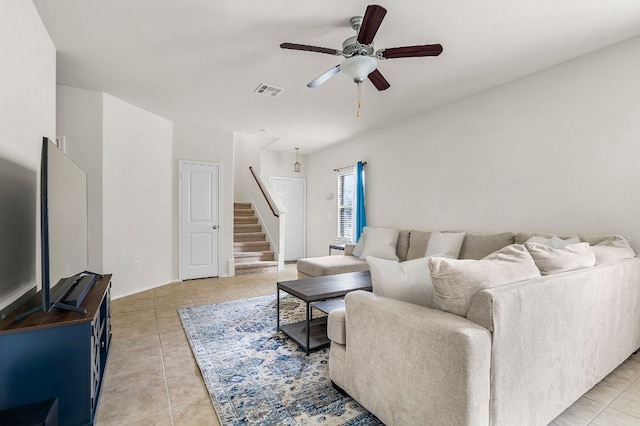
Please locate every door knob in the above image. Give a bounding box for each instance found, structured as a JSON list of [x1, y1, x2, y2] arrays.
[[212, 225, 218, 229]]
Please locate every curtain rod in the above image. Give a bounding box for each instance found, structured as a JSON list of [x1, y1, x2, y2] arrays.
[[333, 161, 366, 172]]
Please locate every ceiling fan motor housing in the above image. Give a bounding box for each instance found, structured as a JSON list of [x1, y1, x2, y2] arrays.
[[342, 36, 374, 57]]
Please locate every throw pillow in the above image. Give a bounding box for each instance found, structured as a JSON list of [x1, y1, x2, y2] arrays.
[[425, 231, 466, 259], [429, 244, 541, 317], [367, 256, 433, 308], [524, 242, 595, 275], [406, 230, 431, 260], [590, 236, 635, 265], [525, 235, 581, 249], [358, 227, 400, 260], [526, 235, 555, 246], [352, 233, 365, 257], [551, 236, 581, 248]]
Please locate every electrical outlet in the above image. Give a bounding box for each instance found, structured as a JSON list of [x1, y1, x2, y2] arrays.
[[134, 260, 140, 269]]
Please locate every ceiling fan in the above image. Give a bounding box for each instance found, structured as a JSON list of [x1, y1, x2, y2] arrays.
[[280, 4, 443, 115]]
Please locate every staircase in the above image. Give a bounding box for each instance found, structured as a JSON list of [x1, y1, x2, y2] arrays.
[[233, 202, 279, 275]]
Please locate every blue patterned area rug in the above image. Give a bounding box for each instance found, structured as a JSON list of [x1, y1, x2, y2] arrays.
[[178, 295, 382, 426]]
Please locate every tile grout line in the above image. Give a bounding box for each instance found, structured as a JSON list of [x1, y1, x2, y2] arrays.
[[154, 296, 176, 426]]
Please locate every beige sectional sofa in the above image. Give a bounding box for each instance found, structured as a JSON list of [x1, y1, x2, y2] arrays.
[[325, 229, 640, 425]]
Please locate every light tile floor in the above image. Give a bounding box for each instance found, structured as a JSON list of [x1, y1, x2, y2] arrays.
[[95, 264, 640, 425]]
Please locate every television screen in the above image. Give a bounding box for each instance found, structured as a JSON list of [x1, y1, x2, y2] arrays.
[[0, 157, 36, 319], [46, 139, 88, 287]]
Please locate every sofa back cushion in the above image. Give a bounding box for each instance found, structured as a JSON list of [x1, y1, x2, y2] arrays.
[[429, 244, 541, 316], [459, 232, 515, 260], [591, 236, 636, 265]]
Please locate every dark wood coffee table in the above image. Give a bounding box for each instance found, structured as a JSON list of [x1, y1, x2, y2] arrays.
[[276, 271, 372, 355]]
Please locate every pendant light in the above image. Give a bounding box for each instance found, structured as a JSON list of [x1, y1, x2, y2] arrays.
[[293, 148, 301, 173]]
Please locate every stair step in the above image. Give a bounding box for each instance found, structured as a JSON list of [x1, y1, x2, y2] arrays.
[[234, 251, 275, 263], [235, 261, 279, 275], [234, 232, 266, 243], [234, 224, 262, 233], [234, 202, 252, 209], [235, 209, 254, 217], [234, 216, 258, 225], [234, 241, 270, 252]]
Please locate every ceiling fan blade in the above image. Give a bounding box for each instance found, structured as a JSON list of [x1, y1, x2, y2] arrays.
[[380, 44, 443, 59], [368, 69, 390, 91], [357, 4, 387, 45], [280, 42, 341, 56], [307, 65, 341, 88]]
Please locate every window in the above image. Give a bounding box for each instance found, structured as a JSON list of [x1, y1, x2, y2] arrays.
[[337, 170, 355, 241]]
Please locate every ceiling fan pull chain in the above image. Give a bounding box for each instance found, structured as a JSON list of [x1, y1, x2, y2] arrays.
[[357, 81, 362, 118]]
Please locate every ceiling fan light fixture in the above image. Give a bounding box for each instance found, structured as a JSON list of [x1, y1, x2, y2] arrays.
[[339, 55, 377, 83]]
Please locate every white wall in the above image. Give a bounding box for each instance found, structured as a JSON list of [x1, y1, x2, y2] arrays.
[[102, 94, 173, 298], [233, 133, 265, 202], [56, 85, 104, 273], [173, 122, 234, 277], [307, 35, 640, 257], [0, 1, 55, 311]]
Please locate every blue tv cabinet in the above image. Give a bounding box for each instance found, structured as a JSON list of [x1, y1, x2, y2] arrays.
[[0, 274, 112, 425]]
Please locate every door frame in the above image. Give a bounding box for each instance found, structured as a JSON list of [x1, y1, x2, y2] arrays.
[[178, 160, 222, 280], [269, 176, 307, 261]]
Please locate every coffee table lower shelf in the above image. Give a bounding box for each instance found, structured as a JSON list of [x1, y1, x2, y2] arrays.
[[279, 317, 329, 351]]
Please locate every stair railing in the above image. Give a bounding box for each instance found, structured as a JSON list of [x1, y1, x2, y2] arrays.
[[249, 166, 278, 217], [248, 166, 287, 271]]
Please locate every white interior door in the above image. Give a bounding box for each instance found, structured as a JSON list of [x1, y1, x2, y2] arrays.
[[270, 177, 306, 261], [179, 161, 220, 280]]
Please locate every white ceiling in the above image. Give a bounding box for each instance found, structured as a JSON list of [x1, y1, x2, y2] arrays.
[[34, 0, 640, 154]]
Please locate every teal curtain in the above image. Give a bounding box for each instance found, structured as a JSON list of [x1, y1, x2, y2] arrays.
[[354, 161, 366, 242]]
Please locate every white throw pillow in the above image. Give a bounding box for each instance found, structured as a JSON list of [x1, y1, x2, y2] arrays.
[[590, 236, 636, 265], [425, 231, 466, 259], [429, 244, 541, 317], [367, 256, 433, 307], [526, 235, 554, 246], [358, 227, 400, 260], [524, 242, 595, 275], [526, 235, 581, 249], [352, 234, 365, 257], [551, 236, 581, 248]]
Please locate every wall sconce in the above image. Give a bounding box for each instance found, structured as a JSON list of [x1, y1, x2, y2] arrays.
[[293, 147, 301, 173]]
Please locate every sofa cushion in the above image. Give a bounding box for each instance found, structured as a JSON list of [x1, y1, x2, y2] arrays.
[[590, 236, 636, 265], [459, 232, 515, 260], [358, 227, 400, 260], [367, 256, 433, 307], [296, 255, 368, 277], [525, 242, 595, 275], [429, 244, 541, 317], [425, 231, 466, 259], [407, 230, 431, 260]]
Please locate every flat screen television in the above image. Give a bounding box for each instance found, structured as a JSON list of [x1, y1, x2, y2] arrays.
[[15, 138, 96, 321]]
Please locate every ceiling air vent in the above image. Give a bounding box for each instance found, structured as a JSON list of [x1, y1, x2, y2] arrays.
[[254, 83, 284, 98]]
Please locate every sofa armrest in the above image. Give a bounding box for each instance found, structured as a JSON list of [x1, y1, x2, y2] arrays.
[[339, 291, 492, 426], [327, 308, 346, 344], [344, 243, 356, 256]]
